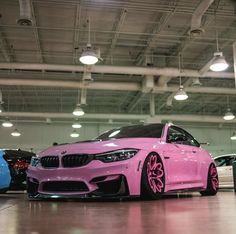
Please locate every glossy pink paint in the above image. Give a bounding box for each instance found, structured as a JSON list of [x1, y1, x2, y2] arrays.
[[27, 124, 215, 197]]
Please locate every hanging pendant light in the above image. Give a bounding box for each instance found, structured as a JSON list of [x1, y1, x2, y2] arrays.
[[11, 129, 21, 137], [80, 44, 98, 65], [174, 85, 188, 101], [223, 96, 235, 121], [231, 132, 236, 140], [72, 121, 82, 129], [2, 119, 13, 128], [72, 105, 85, 116], [79, 18, 98, 65], [223, 108, 235, 121], [174, 54, 188, 101], [210, 52, 229, 72], [210, 14, 228, 72], [70, 130, 79, 138]]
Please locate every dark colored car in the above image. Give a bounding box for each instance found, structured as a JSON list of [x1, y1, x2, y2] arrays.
[[2, 149, 35, 191]]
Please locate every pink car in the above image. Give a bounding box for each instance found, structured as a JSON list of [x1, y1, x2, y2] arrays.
[[27, 124, 218, 199]]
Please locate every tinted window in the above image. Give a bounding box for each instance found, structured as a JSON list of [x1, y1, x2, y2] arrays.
[[215, 156, 236, 167], [167, 126, 200, 147], [96, 124, 165, 141]]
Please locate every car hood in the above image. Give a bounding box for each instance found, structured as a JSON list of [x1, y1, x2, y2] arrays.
[[38, 138, 161, 157]]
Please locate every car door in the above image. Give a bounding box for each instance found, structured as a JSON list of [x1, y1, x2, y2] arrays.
[[164, 126, 200, 187], [215, 155, 235, 187]]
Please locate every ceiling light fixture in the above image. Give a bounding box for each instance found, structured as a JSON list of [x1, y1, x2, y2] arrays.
[[174, 85, 188, 101], [223, 108, 235, 121], [210, 14, 228, 72], [223, 96, 235, 121], [11, 129, 21, 137], [231, 132, 236, 140], [70, 130, 79, 138], [210, 52, 229, 72], [174, 54, 188, 101], [79, 18, 98, 65], [72, 104, 85, 116], [80, 45, 98, 65], [72, 122, 82, 129], [191, 77, 202, 87], [2, 120, 13, 128]]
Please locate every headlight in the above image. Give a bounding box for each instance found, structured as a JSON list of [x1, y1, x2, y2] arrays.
[[30, 156, 41, 167], [94, 149, 139, 163]]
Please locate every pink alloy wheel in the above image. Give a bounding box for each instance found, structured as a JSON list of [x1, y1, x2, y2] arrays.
[[147, 154, 164, 193], [210, 165, 219, 191]]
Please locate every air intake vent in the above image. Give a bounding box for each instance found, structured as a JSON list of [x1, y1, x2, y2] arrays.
[[41, 156, 59, 168], [62, 154, 91, 168], [42, 181, 89, 192]]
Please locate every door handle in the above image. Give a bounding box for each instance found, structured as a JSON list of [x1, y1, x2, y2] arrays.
[[192, 150, 197, 153], [164, 156, 170, 159]]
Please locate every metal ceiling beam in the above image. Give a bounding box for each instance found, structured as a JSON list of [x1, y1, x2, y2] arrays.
[[0, 77, 235, 95], [1, 111, 236, 124], [0, 62, 234, 79], [0, 31, 13, 62], [136, 8, 176, 65], [104, 8, 127, 62], [126, 92, 146, 113], [30, 0, 43, 63]]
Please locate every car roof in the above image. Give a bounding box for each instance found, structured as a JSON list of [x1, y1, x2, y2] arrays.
[[214, 154, 236, 159]]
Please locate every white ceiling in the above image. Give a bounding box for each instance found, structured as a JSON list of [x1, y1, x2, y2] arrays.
[[0, 0, 236, 125]]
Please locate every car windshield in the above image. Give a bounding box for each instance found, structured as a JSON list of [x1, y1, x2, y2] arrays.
[[96, 124, 165, 141]]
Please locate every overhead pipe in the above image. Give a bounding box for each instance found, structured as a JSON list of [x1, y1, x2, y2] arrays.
[[0, 78, 235, 95], [0, 78, 140, 91], [1, 112, 236, 124], [190, 0, 215, 36], [0, 62, 234, 79]]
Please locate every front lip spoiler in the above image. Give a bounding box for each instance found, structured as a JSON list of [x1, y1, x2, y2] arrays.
[[28, 193, 139, 201]]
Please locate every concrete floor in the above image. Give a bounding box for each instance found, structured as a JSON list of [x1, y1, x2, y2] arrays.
[[0, 191, 236, 234]]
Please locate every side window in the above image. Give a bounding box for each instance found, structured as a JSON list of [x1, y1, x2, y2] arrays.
[[182, 130, 200, 147], [227, 156, 236, 166], [167, 127, 183, 143], [214, 156, 236, 167], [215, 157, 228, 167], [167, 126, 200, 147]]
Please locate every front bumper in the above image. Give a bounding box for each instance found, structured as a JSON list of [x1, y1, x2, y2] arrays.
[[27, 158, 143, 198]]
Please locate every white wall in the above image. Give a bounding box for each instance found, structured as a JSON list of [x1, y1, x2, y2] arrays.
[[0, 122, 235, 156]]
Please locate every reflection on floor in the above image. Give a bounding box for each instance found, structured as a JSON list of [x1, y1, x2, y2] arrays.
[[0, 191, 236, 234]]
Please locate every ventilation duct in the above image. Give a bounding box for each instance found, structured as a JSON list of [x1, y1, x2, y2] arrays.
[[17, 0, 33, 26], [189, 0, 215, 36]]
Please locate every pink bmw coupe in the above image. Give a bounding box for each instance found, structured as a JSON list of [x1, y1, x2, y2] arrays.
[[27, 124, 218, 199]]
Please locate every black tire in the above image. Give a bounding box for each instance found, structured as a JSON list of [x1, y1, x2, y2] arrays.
[[200, 163, 219, 196], [141, 152, 165, 199], [0, 188, 8, 194]]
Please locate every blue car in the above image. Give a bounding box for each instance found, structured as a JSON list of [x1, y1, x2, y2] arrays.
[[0, 150, 11, 193]]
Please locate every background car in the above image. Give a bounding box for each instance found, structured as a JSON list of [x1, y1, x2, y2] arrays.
[[27, 124, 218, 199], [2, 149, 35, 191], [214, 154, 236, 188], [0, 150, 11, 193]]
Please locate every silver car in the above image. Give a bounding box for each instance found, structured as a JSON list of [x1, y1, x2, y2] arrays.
[[214, 154, 236, 188]]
